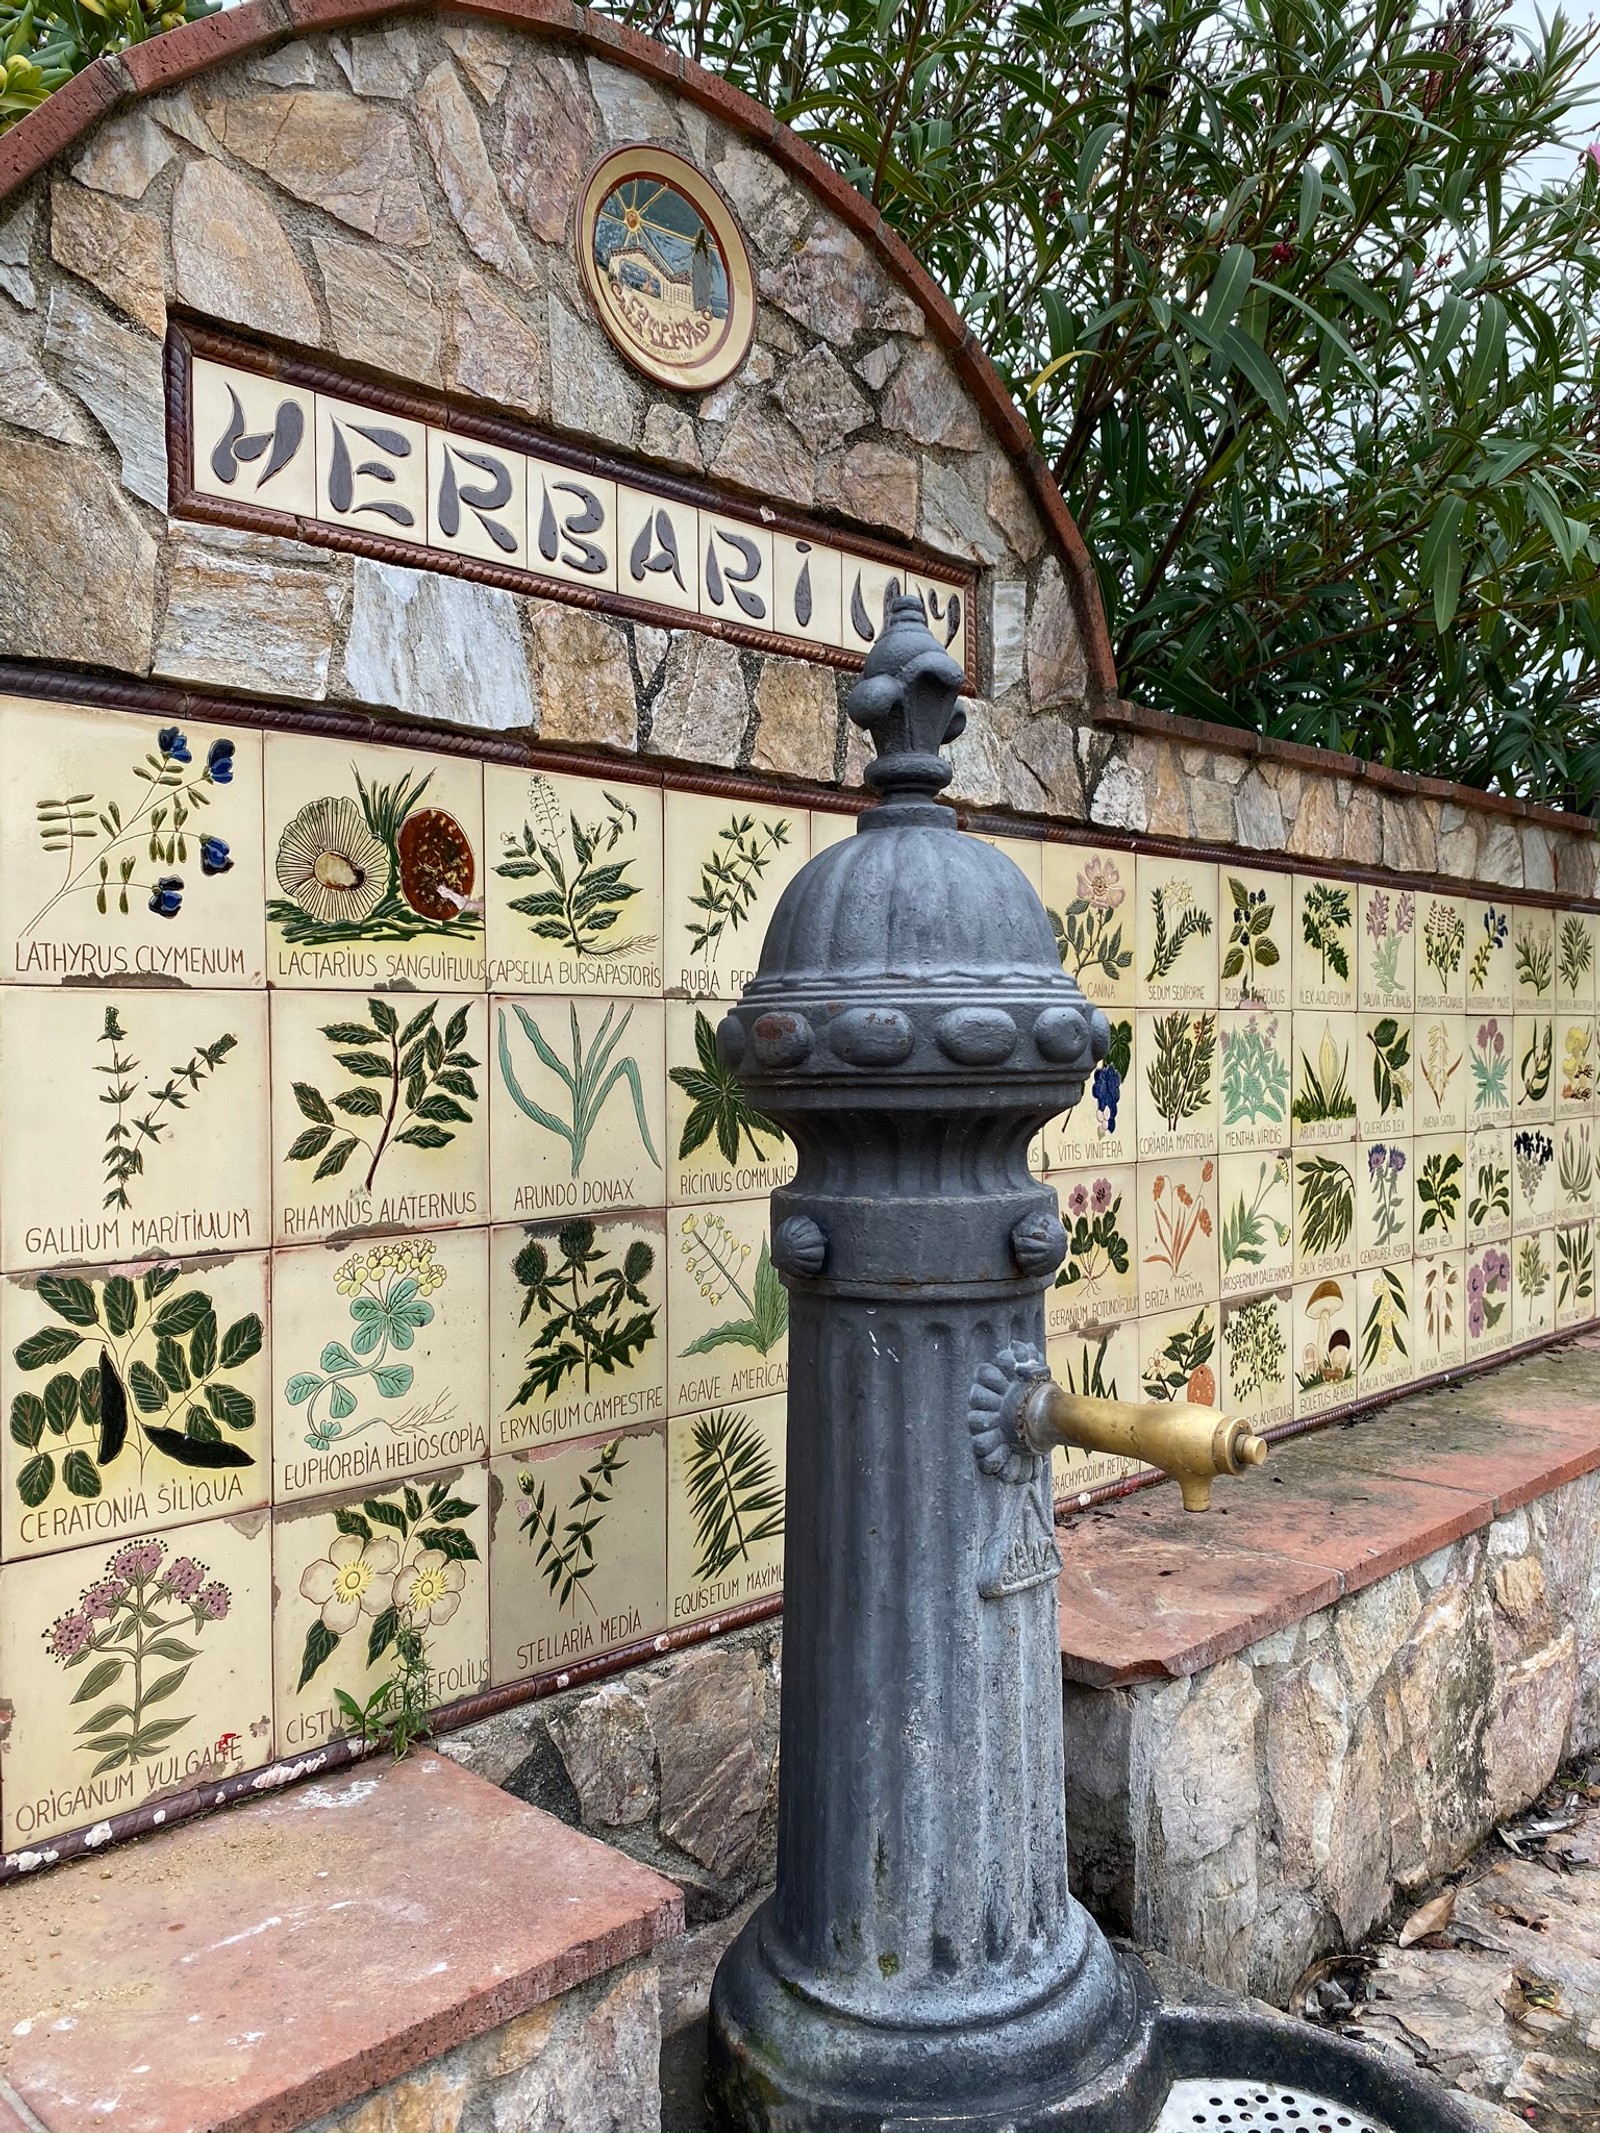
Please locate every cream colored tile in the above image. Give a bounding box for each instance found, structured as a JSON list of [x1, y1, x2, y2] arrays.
[[426, 429, 528, 566], [490, 993, 665, 1223], [1465, 1239, 1514, 1360], [1046, 1320, 1144, 1501], [905, 571, 970, 674], [1218, 1286, 1293, 1432], [190, 357, 315, 517], [264, 731, 485, 990], [0, 986, 270, 1274], [1357, 883, 1415, 1012], [1135, 1009, 1218, 1161], [616, 486, 699, 612], [0, 699, 265, 989], [1557, 911, 1598, 1009], [1357, 1012, 1414, 1140], [1291, 1275, 1357, 1420], [1511, 1124, 1556, 1235], [971, 831, 1042, 900], [1465, 1127, 1512, 1248], [1292, 1147, 1357, 1280], [1217, 1011, 1292, 1153], [1218, 867, 1290, 1013], [667, 1198, 788, 1418], [1415, 893, 1468, 1014], [808, 808, 856, 854], [484, 767, 662, 996], [1512, 1015, 1554, 1122], [1512, 1228, 1555, 1341], [1556, 1118, 1594, 1219], [1357, 1262, 1413, 1398], [840, 554, 903, 652], [1135, 1303, 1218, 1406], [489, 1427, 666, 1685], [1512, 907, 1556, 1009], [1217, 1151, 1292, 1300], [527, 460, 618, 593], [1555, 1220, 1596, 1330], [1558, 1017, 1594, 1116], [1289, 1014, 1358, 1146], [1466, 1012, 1513, 1130], [1135, 1158, 1218, 1318], [1041, 1011, 1133, 1172], [666, 1000, 795, 1205], [2, 1255, 269, 1561], [271, 990, 487, 1245], [314, 392, 427, 541], [1136, 857, 1218, 1010], [1413, 1134, 1466, 1253], [666, 1391, 785, 1630], [0, 1512, 272, 1851], [772, 535, 843, 652], [1464, 900, 1514, 1014], [1414, 1252, 1466, 1375], [1046, 1167, 1136, 1334], [1040, 845, 1136, 1009], [699, 513, 774, 630], [1413, 1015, 1467, 1137], [490, 1212, 667, 1455], [1292, 876, 1356, 1012], [662, 790, 807, 1001]]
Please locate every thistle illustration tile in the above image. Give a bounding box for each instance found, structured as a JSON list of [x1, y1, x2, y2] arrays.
[[1357, 1262, 1413, 1398], [1135, 1008, 1218, 1160], [272, 1464, 489, 1760], [1465, 1127, 1512, 1247], [2, 1253, 270, 1562], [1135, 1158, 1219, 1318], [1463, 901, 1514, 1015], [1414, 1252, 1466, 1374], [273, 1229, 489, 1505], [263, 731, 486, 991], [1135, 1301, 1218, 1407], [1041, 1010, 1133, 1171], [483, 766, 663, 996], [1415, 893, 1468, 1013], [1464, 1239, 1514, 1359], [1556, 1118, 1595, 1219], [1412, 1015, 1467, 1136], [0, 1512, 272, 1851], [490, 1211, 667, 1455], [1412, 1134, 1466, 1254], [668, 1197, 788, 1418], [1357, 1137, 1413, 1269], [1216, 867, 1290, 1013], [1219, 1286, 1293, 1433], [0, 986, 270, 1275], [1358, 883, 1416, 1013], [666, 1390, 785, 1631], [1293, 875, 1356, 1012], [426, 427, 529, 567], [0, 698, 265, 990], [1357, 1012, 1414, 1140], [272, 990, 487, 1245], [1512, 907, 1556, 1009], [489, 1427, 667, 1686], [1512, 1228, 1556, 1341], [1041, 844, 1136, 1008], [1292, 1146, 1357, 1280], [1046, 1167, 1137, 1333], [1291, 1274, 1357, 1420], [1217, 1150, 1293, 1300], [1512, 1015, 1555, 1121], [1136, 857, 1218, 1009], [1511, 1124, 1557, 1235], [1046, 1320, 1143, 1499], [1217, 1010, 1292, 1153], [662, 790, 807, 1001], [1289, 1014, 1359, 1147], [1557, 1016, 1594, 1116], [1556, 910, 1597, 1009], [1555, 1219, 1596, 1330], [666, 999, 795, 1205], [1465, 1013, 1514, 1131], [490, 994, 667, 1222]]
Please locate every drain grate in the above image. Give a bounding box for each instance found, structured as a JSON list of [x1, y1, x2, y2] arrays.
[[1153, 2082, 1392, 2132]]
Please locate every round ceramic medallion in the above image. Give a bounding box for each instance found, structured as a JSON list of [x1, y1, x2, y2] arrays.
[[577, 147, 755, 392]]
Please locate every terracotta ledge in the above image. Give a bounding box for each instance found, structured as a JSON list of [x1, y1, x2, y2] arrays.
[[0, 1750, 683, 2133], [1059, 1334, 1600, 1688]]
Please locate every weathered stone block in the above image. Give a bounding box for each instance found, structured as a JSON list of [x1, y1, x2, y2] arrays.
[[879, 339, 982, 452], [503, 55, 597, 244], [171, 159, 321, 344], [205, 90, 430, 247], [0, 436, 156, 673], [313, 233, 443, 384], [50, 179, 165, 336], [0, 198, 37, 309], [548, 296, 641, 449], [1088, 749, 1149, 833], [775, 343, 869, 451], [546, 1678, 659, 1830], [0, 323, 92, 447], [331, 23, 421, 99], [70, 109, 175, 201], [447, 268, 545, 419], [528, 601, 637, 753], [644, 1648, 771, 1884], [1026, 558, 1088, 710], [814, 438, 917, 538], [417, 61, 537, 289], [344, 559, 536, 731], [442, 19, 521, 105], [153, 526, 348, 700], [42, 284, 166, 508], [751, 656, 840, 784], [709, 400, 814, 508], [645, 632, 748, 766]]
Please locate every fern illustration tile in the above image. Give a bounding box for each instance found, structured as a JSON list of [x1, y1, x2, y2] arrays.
[[1135, 1301, 1218, 1407], [1, 1254, 270, 1562], [1511, 1124, 1557, 1236], [1511, 1229, 1556, 1341], [1463, 901, 1514, 1015], [1414, 1252, 1466, 1375], [272, 990, 487, 1245], [272, 1463, 489, 1759], [1292, 1146, 1357, 1281], [1556, 1118, 1595, 1219], [1357, 1013, 1415, 1140], [666, 1000, 795, 1205], [1219, 1286, 1293, 1433], [1357, 1262, 1413, 1399], [1289, 1014, 1359, 1147], [1136, 857, 1218, 1009], [0, 698, 266, 990], [272, 1229, 489, 1505], [1040, 845, 1136, 1008], [490, 1212, 667, 1455], [1046, 1167, 1137, 1333], [1465, 1013, 1513, 1131], [1512, 1015, 1555, 1122], [1465, 1127, 1512, 1247], [1415, 893, 1468, 1014], [662, 790, 807, 1002], [488, 1428, 666, 1686], [1217, 1151, 1293, 1301], [1046, 1321, 1143, 1501], [0, 986, 270, 1276], [1413, 1134, 1467, 1254], [1556, 911, 1597, 1009], [1135, 1008, 1218, 1160], [1135, 1158, 1219, 1319], [1291, 1275, 1357, 1421], [1041, 1011, 1133, 1171], [667, 1198, 788, 1418], [1412, 1015, 1467, 1137], [1511, 907, 1556, 1009], [0, 1511, 272, 1851], [490, 993, 666, 1222], [1357, 884, 1415, 1013], [1216, 867, 1290, 1014], [1292, 876, 1356, 1012], [1217, 1010, 1292, 1153], [263, 731, 485, 991], [483, 766, 663, 997], [1555, 1220, 1596, 1330], [1557, 1017, 1594, 1116], [1356, 1138, 1413, 1269], [666, 1390, 785, 1631]]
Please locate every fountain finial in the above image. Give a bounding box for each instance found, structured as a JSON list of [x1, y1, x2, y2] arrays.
[[846, 585, 967, 816]]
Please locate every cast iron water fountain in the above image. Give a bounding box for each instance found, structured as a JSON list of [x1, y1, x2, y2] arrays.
[[705, 590, 1480, 2132]]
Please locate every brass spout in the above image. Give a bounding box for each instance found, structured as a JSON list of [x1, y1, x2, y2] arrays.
[[1019, 1382, 1267, 1512]]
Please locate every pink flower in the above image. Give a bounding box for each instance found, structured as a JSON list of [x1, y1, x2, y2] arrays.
[[1091, 1177, 1113, 1213], [1366, 892, 1390, 941], [81, 1577, 128, 1620], [195, 1581, 231, 1622], [1068, 1185, 1090, 1217], [111, 1538, 164, 1582], [1394, 893, 1414, 936], [162, 1557, 205, 1600], [1587, 141, 1600, 170], [44, 1611, 92, 1660], [1076, 858, 1124, 913]]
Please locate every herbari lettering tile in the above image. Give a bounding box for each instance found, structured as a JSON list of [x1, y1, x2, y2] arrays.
[[1512, 1228, 1556, 1342], [1217, 1150, 1293, 1300], [1556, 910, 1597, 1009], [1512, 1015, 1555, 1122], [1357, 883, 1416, 1013], [1414, 1252, 1466, 1374], [488, 1427, 667, 1686], [666, 999, 795, 1205], [271, 990, 487, 1246], [1040, 845, 1136, 1008], [263, 731, 486, 992], [1, 1253, 270, 1562], [490, 1211, 667, 1455], [1415, 893, 1468, 1013], [1555, 1219, 1596, 1331], [772, 534, 844, 652], [667, 1197, 788, 1419], [1041, 1010, 1133, 1171], [272, 1464, 489, 1761], [526, 459, 619, 594], [1357, 1262, 1414, 1399], [0, 698, 266, 990], [490, 994, 667, 1222], [483, 765, 663, 996], [1556, 1117, 1595, 1219], [0, 985, 271, 1275], [272, 1228, 489, 1506], [1046, 1165, 1137, 1334], [662, 790, 808, 1002], [1135, 1008, 1219, 1161], [1135, 1158, 1219, 1318], [1463, 900, 1515, 1015], [839, 554, 905, 655], [1292, 876, 1357, 1012], [904, 573, 969, 675], [1413, 1134, 1467, 1255], [1465, 1012, 1514, 1131], [1465, 1238, 1514, 1360], [1216, 1010, 1292, 1154], [1465, 1127, 1513, 1248], [314, 393, 428, 547], [1135, 1300, 1218, 1407], [699, 513, 775, 633], [1412, 1015, 1467, 1137], [0, 1510, 272, 1852], [189, 356, 316, 519], [1217, 866, 1290, 1013], [1135, 857, 1218, 1010], [616, 485, 700, 613], [1292, 1145, 1358, 1281], [1357, 1012, 1414, 1141], [1289, 1014, 1359, 1147], [1511, 1123, 1556, 1236], [1218, 1286, 1293, 1433], [1046, 1320, 1144, 1500], [426, 427, 529, 567], [1291, 1274, 1357, 1421], [1557, 1016, 1595, 1116], [1512, 906, 1557, 1010], [666, 1390, 785, 1632]]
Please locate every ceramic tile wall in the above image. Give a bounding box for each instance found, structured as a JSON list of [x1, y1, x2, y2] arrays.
[[0, 691, 1595, 1855]]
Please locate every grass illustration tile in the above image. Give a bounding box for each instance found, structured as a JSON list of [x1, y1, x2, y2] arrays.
[[272, 1464, 488, 1760], [1511, 1125, 1556, 1235], [1557, 912, 1597, 1009], [1217, 1010, 1292, 1153], [1136, 857, 1218, 1010], [1465, 1013, 1513, 1130], [1357, 1262, 1413, 1398], [1219, 1286, 1292, 1432], [1047, 1166, 1137, 1333], [1041, 1011, 1133, 1171], [1292, 1146, 1357, 1280], [491, 994, 666, 1222], [1413, 1015, 1467, 1136], [1357, 884, 1415, 1012], [668, 1198, 789, 1418], [666, 1000, 795, 1205], [1464, 1239, 1514, 1361], [1293, 876, 1356, 1011], [1512, 907, 1556, 1008], [1414, 1252, 1466, 1374], [264, 731, 485, 991], [272, 1229, 489, 1506], [666, 1391, 785, 1630], [1412, 1134, 1466, 1253], [1216, 1150, 1292, 1299], [1045, 1320, 1143, 1499], [1357, 1012, 1414, 1139], [1463, 901, 1514, 1015], [488, 1427, 666, 1685], [490, 1212, 667, 1456], [1556, 1219, 1596, 1330], [271, 990, 487, 1245], [1558, 1017, 1594, 1116], [483, 766, 663, 997], [1557, 1119, 1595, 1219], [1512, 1015, 1554, 1121], [1289, 1014, 1358, 1147], [1291, 1274, 1357, 1420], [1512, 1228, 1556, 1341], [662, 790, 807, 1001], [1136, 1158, 1219, 1317], [1041, 845, 1136, 1007], [0, 698, 265, 990], [1, 1254, 270, 1562], [1216, 868, 1290, 1013], [1136, 1301, 1218, 1407], [1135, 1008, 1218, 1160], [1465, 1127, 1513, 1247], [1415, 893, 1468, 1013], [0, 986, 270, 1275], [0, 1511, 272, 1851]]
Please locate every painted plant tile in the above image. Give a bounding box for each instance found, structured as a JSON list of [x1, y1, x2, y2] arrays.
[[1137, 1302, 1218, 1407], [1293, 875, 1356, 1012], [0, 699, 264, 990], [1512, 907, 1556, 1008], [1358, 883, 1415, 1013], [1041, 1012, 1133, 1172], [1414, 1252, 1466, 1376], [1463, 901, 1514, 1014], [1217, 1011, 1292, 1153], [263, 731, 485, 991], [1466, 1127, 1513, 1247], [666, 1390, 785, 1631], [1047, 1167, 1137, 1333], [663, 791, 807, 1001], [1136, 857, 1218, 1010], [1466, 1014, 1513, 1130], [1291, 1274, 1357, 1420], [1136, 1158, 1219, 1318], [1217, 868, 1290, 1013], [1135, 1008, 1218, 1160], [1558, 1017, 1594, 1116], [1357, 1013, 1414, 1140], [1557, 1119, 1594, 1219], [190, 357, 316, 518], [0, 1512, 272, 1852], [483, 767, 663, 997], [1219, 1286, 1292, 1434], [1511, 1124, 1556, 1236], [491, 1212, 667, 1455], [1357, 1138, 1413, 1270], [1555, 1220, 1596, 1330], [669, 1198, 788, 1418], [1464, 1239, 1514, 1361], [1412, 1134, 1466, 1254], [1512, 1015, 1555, 1122], [426, 427, 529, 568], [1357, 1262, 1413, 1399], [273, 1229, 489, 1506], [1047, 1320, 1145, 1500], [1415, 893, 1468, 1013], [1293, 1146, 1357, 1281], [1217, 1151, 1293, 1301], [273, 1464, 489, 1760], [1413, 1016, 1467, 1137], [666, 1001, 795, 1205], [272, 990, 487, 1246], [0, 986, 270, 1275], [491, 994, 666, 1222], [488, 1428, 667, 1686], [2, 1254, 269, 1562], [1290, 1015, 1359, 1147], [1557, 911, 1597, 1009], [1041, 845, 1136, 1008], [1512, 1228, 1555, 1341]]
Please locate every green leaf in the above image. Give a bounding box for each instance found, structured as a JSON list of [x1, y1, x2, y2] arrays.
[[1419, 494, 1466, 633], [62, 1449, 100, 1498], [219, 1315, 263, 1370], [70, 1655, 125, 1704], [153, 1292, 212, 1336], [298, 1618, 340, 1692], [9, 1392, 44, 1449], [17, 1453, 53, 1506], [43, 1373, 78, 1435], [205, 1383, 255, 1431], [293, 1082, 334, 1125], [416, 1523, 478, 1561], [37, 1276, 100, 1329], [1202, 244, 1255, 334], [102, 1275, 138, 1338], [128, 1360, 166, 1414], [14, 1326, 83, 1370]]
